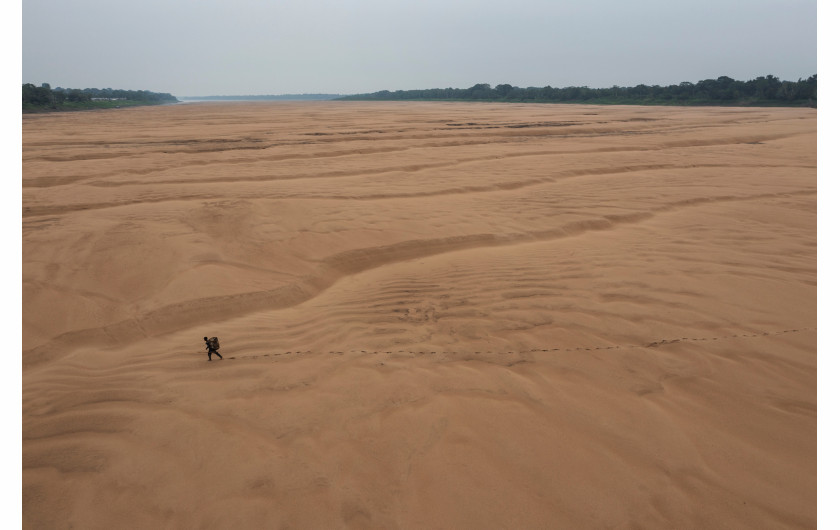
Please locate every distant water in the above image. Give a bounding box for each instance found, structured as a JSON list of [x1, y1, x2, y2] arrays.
[[178, 95, 342, 102]]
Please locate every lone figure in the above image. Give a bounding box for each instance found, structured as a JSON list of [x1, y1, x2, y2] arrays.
[[204, 336, 223, 361]]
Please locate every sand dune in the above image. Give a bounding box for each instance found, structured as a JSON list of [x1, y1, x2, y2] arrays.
[[23, 102, 815, 528]]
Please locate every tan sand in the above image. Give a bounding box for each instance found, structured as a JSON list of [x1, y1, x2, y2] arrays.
[[23, 102, 816, 528]]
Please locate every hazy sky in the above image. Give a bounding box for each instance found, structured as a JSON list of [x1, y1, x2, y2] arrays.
[[22, 0, 816, 97]]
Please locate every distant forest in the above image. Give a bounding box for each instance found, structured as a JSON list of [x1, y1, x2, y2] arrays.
[[339, 74, 817, 107], [23, 83, 178, 112], [23, 74, 817, 111]]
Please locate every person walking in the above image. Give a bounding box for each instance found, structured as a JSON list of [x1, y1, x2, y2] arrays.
[[204, 336, 223, 361]]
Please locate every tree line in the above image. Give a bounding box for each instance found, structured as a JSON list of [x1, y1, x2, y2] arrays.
[[338, 75, 816, 107], [23, 83, 178, 111]]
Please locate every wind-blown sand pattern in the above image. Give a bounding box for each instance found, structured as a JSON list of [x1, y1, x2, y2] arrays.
[[23, 102, 815, 529]]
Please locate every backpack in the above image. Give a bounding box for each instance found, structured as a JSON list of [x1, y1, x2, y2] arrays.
[[208, 337, 220, 350]]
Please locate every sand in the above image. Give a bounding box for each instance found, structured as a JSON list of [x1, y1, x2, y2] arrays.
[[22, 101, 816, 529]]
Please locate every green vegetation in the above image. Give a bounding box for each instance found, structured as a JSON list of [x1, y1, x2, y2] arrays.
[[338, 75, 817, 107], [22, 83, 178, 112]]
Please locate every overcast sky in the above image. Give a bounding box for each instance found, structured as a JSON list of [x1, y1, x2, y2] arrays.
[[22, 0, 816, 97]]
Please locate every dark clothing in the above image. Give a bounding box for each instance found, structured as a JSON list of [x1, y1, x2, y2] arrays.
[[205, 340, 222, 361]]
